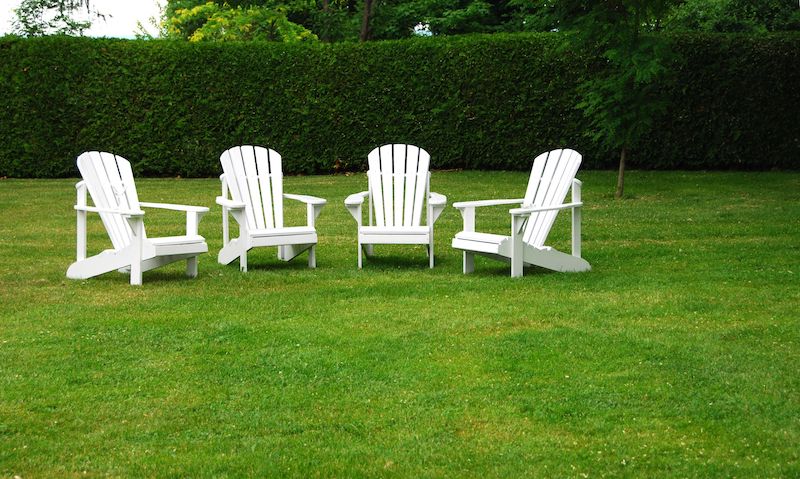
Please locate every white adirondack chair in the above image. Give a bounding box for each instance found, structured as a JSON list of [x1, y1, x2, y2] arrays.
[[344, 144, 447, 268], [66, 151, 210, 285], [451, 148, 590, 277], [216, 145, 326, 271]]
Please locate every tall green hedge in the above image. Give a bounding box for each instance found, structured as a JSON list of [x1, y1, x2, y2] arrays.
[[0, 33, 798, 177]]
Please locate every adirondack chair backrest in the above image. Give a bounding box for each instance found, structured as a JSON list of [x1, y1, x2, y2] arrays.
[[77, 151, 143, 250], [522, 149, 582, 248], [367, 144, 430, 228], [220, 146, 284, 231]]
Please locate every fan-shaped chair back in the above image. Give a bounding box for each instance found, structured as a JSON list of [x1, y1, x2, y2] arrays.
[[521, 148, 582, 247], [367, 144, 430, 228], [220, 145, 284, 231], [77, 151, 143, 250]]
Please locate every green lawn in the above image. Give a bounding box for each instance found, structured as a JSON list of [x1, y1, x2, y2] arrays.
[[1, 171, 798, 477]]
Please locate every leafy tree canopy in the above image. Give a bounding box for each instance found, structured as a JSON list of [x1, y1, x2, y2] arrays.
[[168, 2, 318, 42], [664, 0, 800, 32], [543, 0, 681, 198], [12, 0, 96, 36]]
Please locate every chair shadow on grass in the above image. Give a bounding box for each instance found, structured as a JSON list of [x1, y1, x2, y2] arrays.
[[352, 244, 449, 271], [77, 268, 202, 285], [458, 256, 560, 278], [357, 254, 436, 271], [214, 248, 319, 273]]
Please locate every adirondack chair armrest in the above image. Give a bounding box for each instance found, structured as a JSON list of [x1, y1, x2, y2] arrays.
[[344, 191, 370, 224], [139, 202, 210, 214], [453, 198, 524, 210], [285, 194, 326, 225], [74, 205, 145, 217], [429, 192, 447, 207], [216, 197, 246, 209], [428, 192, 447, 225], [452, 199, 523, 232], [140, 202, 209, 235], [344, 191, 370, 206], [284, 193, 327, 206], [509, 202, 582, 216]]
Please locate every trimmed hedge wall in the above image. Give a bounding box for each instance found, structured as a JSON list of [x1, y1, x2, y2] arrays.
[[0, 33, 798, 177]]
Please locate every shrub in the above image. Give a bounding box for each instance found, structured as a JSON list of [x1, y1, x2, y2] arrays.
[[0, 32, 797, 177]]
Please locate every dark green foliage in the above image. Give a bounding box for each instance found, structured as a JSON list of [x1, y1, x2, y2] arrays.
[[643, 33, 800, 169], [12, 0, 95, 36], [546, 0, 680, 197], [665, 0, 800, 33], [0, 33, 798, 177]]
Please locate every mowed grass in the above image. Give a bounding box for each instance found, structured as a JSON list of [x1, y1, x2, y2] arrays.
[[0, 170, 798, 477]]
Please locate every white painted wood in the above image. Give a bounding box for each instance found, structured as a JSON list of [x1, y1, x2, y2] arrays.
[[393, 144, 406, 226], [128, 215, 143, 286], [217, 146, 325, 271], [76, 181, 87, 261], [511, 215, 525, 278], [571, 179, 582, 258], [66, 151, 209, 285], [270, 150, 284, 229], [367, 150, 384, 227], [525, 149, 581, 247], [220, 175, 230, 245], [345, 144, 446, 268], [463, 252, 474, 274], [379, 145, 394, 227], [186, 256, 198, 278], [254, 148, 275, 229], [451, 148, 590, 277], [412, 151, 429, 226], [403, 146, 419, 227]]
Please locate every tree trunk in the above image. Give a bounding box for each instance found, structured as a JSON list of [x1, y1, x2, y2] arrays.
[[359, 0, 373, 41], [321, 0, 329, 12], [616, 147, 626, 199]]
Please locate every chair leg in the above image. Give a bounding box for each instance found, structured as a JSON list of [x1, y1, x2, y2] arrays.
[[511, 250, 523, 278], [357, 242, 363, 269], [129, 218, 143, 285], [240, 250, 248, 272], [429, 243, 434, 269], [308, 245, 316, 268], [463, 252, 474, 274], [186, 256, 198, 278], [511, 216, 525, 278], [130, 261, 142, 286]]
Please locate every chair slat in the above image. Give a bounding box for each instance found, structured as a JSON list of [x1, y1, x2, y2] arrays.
[[379, 145, 394, 227], [393, 144, 406, 226], [523, 151, 549, 204], [412, 149, 429, 226], [270, 150, 284, 228], [254, 146, 275, 229], [115, 154, 140, 210], [403, 145, 419, 226], [242, 145, 266, 230], [368, 150, 384, 227], [228, 147, 258, 229]]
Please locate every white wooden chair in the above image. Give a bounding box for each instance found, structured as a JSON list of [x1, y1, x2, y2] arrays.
[[66, 151, 209, 285], [345, 144, 447, 268], [216, 145, 326, 271], [451, 148, 590, 277]]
